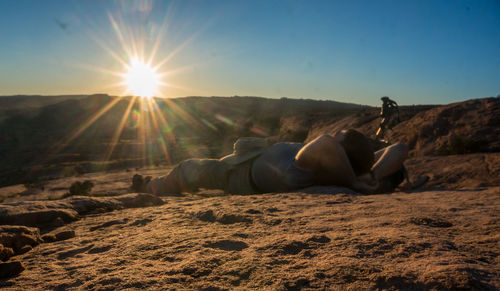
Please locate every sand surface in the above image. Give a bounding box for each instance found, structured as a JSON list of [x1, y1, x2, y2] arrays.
[[0, 153, 499, 290], [1, 186, 498, 290]]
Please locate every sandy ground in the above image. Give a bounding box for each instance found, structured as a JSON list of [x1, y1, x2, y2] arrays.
[[0, 153, 499, 290], [0, 186, 498, 290]]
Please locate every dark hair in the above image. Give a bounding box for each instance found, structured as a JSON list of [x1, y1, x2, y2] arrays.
[[340, 129, 374, 175]]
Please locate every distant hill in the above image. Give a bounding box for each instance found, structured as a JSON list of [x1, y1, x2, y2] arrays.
[[0, 94, 366, 187], [0, 94, 89, 110], [0, 95, 88, 122]]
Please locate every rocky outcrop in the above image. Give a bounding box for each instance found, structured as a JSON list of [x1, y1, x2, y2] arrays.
[[388, 97, 500, 156], [0, 193, 164, 227]]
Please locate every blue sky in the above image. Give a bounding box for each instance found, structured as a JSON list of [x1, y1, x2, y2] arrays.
[[0, 0, 498, 105]]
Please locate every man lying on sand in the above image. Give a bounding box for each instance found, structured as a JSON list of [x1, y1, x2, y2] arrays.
[[136, 129, 419, 195]]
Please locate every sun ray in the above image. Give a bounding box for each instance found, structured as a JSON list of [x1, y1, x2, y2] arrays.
[[108, 13, 132, 58], [72, 62, 124, 78], [86, 31, 128, 68], [147, 2, 177, 66], [162, 81, 205, 95], [147, 98, 172, 164], [159, 63, 198, 77], [139, 98, 148, 167], [41, 96, 122, 168], [153, 34, 196, 71], [104, 96, 137, 163]]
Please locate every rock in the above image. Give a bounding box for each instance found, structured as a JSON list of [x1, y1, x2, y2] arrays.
[[17, 245, 32, 255], [112, 193, 164, 208], [307, 235, 331, 244], [41, 234, 57, 243], [42, 229, 75, 243], [49, 217, 66, 228], [0, 245, 14, 261], [195, 210, 216, 222], [0, 193, 164, 229], [55, 230, 75, 241], [0, 226, 42, 258], [0, 261, 25, 279], [0, 208, 78, 227], [410, 217, 453, 228], [216, 213, 252, 224]]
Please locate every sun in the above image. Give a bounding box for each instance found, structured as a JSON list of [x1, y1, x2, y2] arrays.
[[124, 58, 159, 98]]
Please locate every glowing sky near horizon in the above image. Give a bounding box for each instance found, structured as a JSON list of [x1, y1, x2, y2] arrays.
[[0, 0, 498, 106]]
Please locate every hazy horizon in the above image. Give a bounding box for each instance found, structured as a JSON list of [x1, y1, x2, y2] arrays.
[[1, 0, 499, 106]]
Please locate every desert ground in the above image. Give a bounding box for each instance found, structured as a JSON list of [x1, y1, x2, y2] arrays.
[[0, 152, 499, 290]]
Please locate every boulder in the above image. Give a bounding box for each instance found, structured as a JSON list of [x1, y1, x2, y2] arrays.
[[0, 261, 24, 279], [0, 193, 164, 228], [0, 225, 42, 260]]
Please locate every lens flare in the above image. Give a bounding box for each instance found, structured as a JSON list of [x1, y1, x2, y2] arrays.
[[124, 58, 159, 97]]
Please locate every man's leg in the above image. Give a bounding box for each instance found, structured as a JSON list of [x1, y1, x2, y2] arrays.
[[371, 142, 408, 181], [148, 159, 230, 196], [295, 134, 357, 187], [376, 118, 387, 140]]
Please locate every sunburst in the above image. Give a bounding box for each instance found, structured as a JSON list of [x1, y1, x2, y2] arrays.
[[42, 4, 226, 173], [123, 58, 159, 98]]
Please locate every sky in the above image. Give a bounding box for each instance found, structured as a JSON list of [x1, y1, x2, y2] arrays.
[[0, 0, 499, 106]]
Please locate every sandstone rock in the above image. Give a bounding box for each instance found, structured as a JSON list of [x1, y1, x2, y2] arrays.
[[41, 234, 57, 243], [0, 207, 78, 227], [0, 225, 42, 258], [66, 193, 164, 214], [0, 193, 164, 228], [43, 230, 76, 243], [17, 245, 32, 255], [0, 261, 24, 279], [111, 193, 164, 209], [55, 230, 75, 241], [0, 245, 14, 262]]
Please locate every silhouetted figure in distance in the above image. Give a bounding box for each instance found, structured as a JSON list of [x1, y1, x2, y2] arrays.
[[376, 96, 400, 141]]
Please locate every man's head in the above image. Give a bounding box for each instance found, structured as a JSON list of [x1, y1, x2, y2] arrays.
[[339, 129, 374, 175]]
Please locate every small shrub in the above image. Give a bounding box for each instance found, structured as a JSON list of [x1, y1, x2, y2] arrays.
[[68, 180, 94, 196]]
